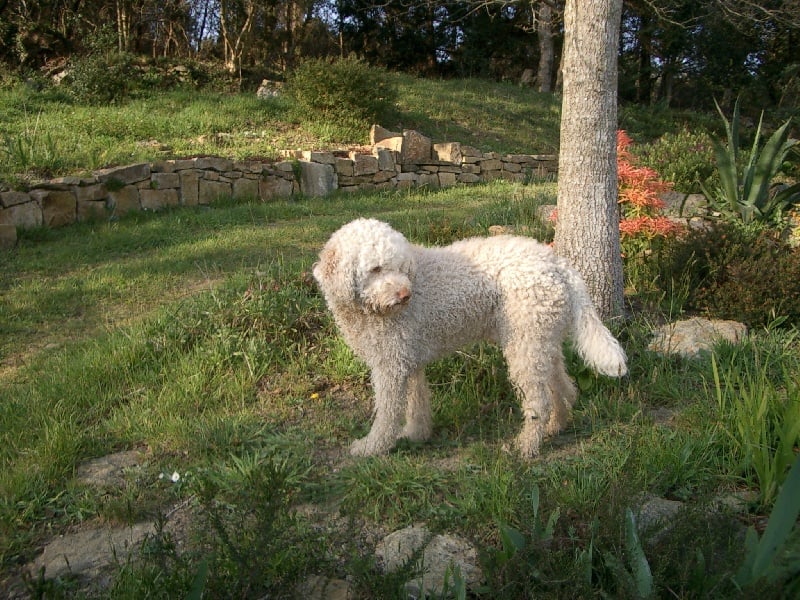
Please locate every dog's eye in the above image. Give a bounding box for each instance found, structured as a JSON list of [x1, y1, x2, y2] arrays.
[[370, 266, 382, 274]]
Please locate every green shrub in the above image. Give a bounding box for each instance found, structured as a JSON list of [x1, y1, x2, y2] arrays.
[[635, 128, 717, 194], [285, 56, 397, 129], [64, 52, 138, 104], [661, 222, 800, 327]]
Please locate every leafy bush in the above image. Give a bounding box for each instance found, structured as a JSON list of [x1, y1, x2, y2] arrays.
[[63, 52, 138, 104], [635, 128, 717, 194], [285, 56, 397, 130], [661, 222, 800, 327]]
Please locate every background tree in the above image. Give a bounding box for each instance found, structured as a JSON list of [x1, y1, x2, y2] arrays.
[[554, 0, 624, 320]]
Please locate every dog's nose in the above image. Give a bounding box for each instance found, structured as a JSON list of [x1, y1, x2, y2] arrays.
[[397, 287, 412, 304]]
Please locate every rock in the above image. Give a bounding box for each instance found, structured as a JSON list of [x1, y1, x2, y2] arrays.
[[94, 163, 151, 186], [433, 142, 462, 165], [401, 130, 432, 164], [633, 493, 684, 544], [256, 79, 283, 99], [29, 522, 153, 582], [370, 124, 401, 145], [376, 524, 482, 597], [648, 318, 747, 358], [298, 161, 337, 197], [298, 575, 351, 600], [75, 450, 144, 488]]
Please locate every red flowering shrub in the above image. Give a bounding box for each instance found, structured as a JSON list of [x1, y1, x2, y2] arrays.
[[617, 130, 684, 249]]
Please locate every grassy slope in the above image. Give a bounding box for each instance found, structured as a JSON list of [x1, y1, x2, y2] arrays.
[[1, 78, 798, 598]]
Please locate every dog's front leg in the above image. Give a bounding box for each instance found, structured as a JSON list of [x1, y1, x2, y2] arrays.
[[350, 368, 408, 456]]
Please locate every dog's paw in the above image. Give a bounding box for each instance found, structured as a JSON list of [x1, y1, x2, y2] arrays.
[[515, 430, 543, 459]]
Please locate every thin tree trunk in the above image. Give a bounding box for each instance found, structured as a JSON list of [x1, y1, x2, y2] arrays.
[[536, 2, 554, 93], [554, 0, 624, 320]]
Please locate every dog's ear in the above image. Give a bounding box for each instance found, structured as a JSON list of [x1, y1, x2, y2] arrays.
[[313, 245, 339, 284]]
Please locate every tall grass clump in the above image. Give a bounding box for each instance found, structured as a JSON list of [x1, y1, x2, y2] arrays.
[[710, 339, 800, 507]]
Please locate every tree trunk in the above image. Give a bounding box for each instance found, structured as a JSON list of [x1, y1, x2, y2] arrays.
[[554, 0, 624, 320], [536, 2, 554, 93]]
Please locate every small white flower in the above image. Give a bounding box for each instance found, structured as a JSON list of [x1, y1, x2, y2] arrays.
[[170, 471, 181, 483], [158, 472, 165, 480]]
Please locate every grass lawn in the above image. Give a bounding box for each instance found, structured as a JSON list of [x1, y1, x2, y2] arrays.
[[1, 73, 798, 597], [2, 177, 798, 598]]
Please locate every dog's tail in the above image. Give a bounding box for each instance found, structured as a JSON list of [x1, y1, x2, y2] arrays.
[[565, 267, 628, 377]]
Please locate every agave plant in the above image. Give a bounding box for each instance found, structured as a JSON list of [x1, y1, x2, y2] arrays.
[[703, 97, 800, 225]]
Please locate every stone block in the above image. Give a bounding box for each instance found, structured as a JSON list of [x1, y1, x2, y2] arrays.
[[351, 153, 379, 176], [94, 163, 151, 185], [37, 189, 77, 227], [232, 176, 259, 200], [502, 161, 522, 173], [370, 124, 401, 144], [259, 176, 294, 200], [0, 199, 42, 228], [0, 191, 30, 208], [298, 161, 337, 197], [461, 145, 482, 158], [457, 173, 481, 184], [374, 136, 403, 153], [198, 179, 232, 204], [233, 160, 265, 174], [417, 173, 439, 187], [335, 158, 354, 177], [140, 189, 179, 210], [108, 185, 140, 217], [438, 172, 457, 187], [373, 171, 395, 184], [180, 171, 200, 206], [74, 184, 108, 204], [480, 158, 502, 171], [433, 142, 462, 164], [401, 130, 431, 164], [194, 157, 233, 171], [302, 151, 336, 165], [151, 173, 181, 189], [396, 172, 417, 189], [374, 148, 397, 171], [77, 200, 108, 222]]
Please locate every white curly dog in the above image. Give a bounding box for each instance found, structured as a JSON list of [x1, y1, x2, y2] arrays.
[[313, 218, 627, 458]]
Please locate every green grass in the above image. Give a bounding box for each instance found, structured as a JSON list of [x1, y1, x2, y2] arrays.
[[2, 178, 798, 598], [2, 75, 799, 596], [1, 72, 713, 185]]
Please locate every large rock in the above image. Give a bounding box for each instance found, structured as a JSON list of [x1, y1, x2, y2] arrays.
[[0, 198, 43, 228], [29, 522, 153, 582], [298, 161, 337, 197], [376, 524, 482, 597], [401, 130, 432, 164], [648, 318, 747, 358], [94, 163, 151, 185], [35, 189, 77, 227], [370, 124, 401, 145]]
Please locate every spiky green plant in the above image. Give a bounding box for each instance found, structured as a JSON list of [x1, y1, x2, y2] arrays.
[[703, 97, 800, 224]]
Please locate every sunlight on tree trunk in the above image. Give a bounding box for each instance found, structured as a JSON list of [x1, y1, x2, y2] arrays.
[[554, 0, 624, 320]]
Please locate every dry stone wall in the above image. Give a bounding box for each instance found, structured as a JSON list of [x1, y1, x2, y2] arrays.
[[0, 125, 556, 247]]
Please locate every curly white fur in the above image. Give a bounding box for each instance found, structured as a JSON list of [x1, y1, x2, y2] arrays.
[[313, 218, 627, 458]]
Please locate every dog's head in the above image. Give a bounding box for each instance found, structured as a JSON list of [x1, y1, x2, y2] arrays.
[[313, 218, 416, 316]]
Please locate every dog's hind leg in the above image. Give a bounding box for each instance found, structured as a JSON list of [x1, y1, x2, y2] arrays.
[[400, 368, 433, 442], [503, 336, 554, 458], [545, 353, 577, 437], [350, 369, 407, 456]]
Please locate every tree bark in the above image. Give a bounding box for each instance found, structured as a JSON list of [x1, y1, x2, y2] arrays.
[[554, 0, 624, 320]]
